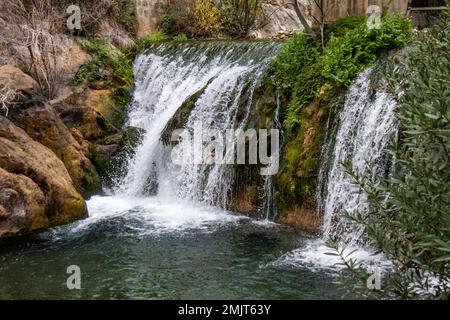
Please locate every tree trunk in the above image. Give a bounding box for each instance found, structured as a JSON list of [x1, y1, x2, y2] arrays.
[[292, 0, 317, 39]]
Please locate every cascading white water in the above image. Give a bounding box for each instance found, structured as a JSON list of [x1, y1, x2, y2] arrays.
[[116, 42, 280, 210], [275, 67, 398, 269], [319, 68, 398, 245], [261, 94, 283, 220]]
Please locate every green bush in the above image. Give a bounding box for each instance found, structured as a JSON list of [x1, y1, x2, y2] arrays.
[[284, 63, 324, 131], [323, 16, 366, 41], [270, 33, 319, 95], [218, 0, 263, 37], [159, 12, 193, 37], [271, 14, 412, 133], [74, 39, 133, 88], [193, 0, 223, 38], [157, 0, 194, 36], [173, 33, 189, 41], [320, 14, 412, 86], [136, 31, 171, 51]]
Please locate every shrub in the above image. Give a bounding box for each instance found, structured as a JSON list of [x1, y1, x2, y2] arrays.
[[74, 39, 132, 87], [323, 16, 366, 41], [217, 0, 264, 37], [159, 12, 193, 36], [136, 31, 170, 50], [157, 0, 194, 37], [271, 14, 413, 133], [192, 0, 222, 38], [270, 33, 319, 95], [173, 33, 189, 41], [320, 14, 412, 86]]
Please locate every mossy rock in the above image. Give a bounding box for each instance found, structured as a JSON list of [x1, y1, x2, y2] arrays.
[[160, 85, 207, 145], [275, 82, 340, 210], [89, 126, 144, 186]]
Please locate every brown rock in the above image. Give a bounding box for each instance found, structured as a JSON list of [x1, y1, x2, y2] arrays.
[[277, 206, 322, 232], [96, 21, 135, 50], [0, 65, 38, 92], [229, 186, 258, 214], [0, 168, 48, 238], [0, 204, 8, 219], [60, 37, 91, 85], [135, 0, 160, 37], [58, 104, 115, 141], [95, 144, 120, 158], [53, 88, 118, 141], [8, 94, 100, 195], [0, 116, 88, 238], [79, 89, 117, 126]]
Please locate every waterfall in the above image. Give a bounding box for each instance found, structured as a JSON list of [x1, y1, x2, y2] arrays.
[[261, 93, 283, 220], [275, 67, 398, 270], [318, 67, 398, 245], [116, 42, 280, 210]]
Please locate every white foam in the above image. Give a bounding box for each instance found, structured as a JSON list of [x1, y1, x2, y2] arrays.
[[70, 195, 248, 235], [271, 239, 392, 273]]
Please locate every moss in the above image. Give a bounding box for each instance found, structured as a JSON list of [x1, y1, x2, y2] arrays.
[[82, 168, 101, 195], [60, 150, 100, 197], [87, 145, 109, 179], [161, 85, 207, 145], [73, 39, 134, 127], [268, 14, 412, 211], [119, 127, 144, 152], [245, 76, 281, 130]]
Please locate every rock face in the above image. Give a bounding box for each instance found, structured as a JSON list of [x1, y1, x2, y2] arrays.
[[251, 0, 312, 38], [0, 168, 47, 238], [54, 98, 116, 142], [0, 65, 39, 92], [135, 0, 160, 37], [277, 206, 321, 232], [96, 20, 135, 49], [0, 116, 88, 238], [8, 93, 100, 196], [1, 34, 91, 99]]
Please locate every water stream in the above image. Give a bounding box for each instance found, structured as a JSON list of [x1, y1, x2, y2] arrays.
[[274, 68, 397, 270], [0, 43, 397, 299]]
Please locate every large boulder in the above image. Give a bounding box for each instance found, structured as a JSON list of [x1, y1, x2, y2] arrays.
[[8, 93, 100, 195], [0, 65, 38, 92], [0, 116, 88, 238], [0, 168, 47, 238], [52, 88, 119, 141]]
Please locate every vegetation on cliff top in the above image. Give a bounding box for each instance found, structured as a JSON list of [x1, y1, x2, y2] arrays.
[[270, 14, 412, 208]]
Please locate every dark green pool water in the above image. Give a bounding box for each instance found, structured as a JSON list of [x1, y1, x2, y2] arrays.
[[0, 196, 343, 300]]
